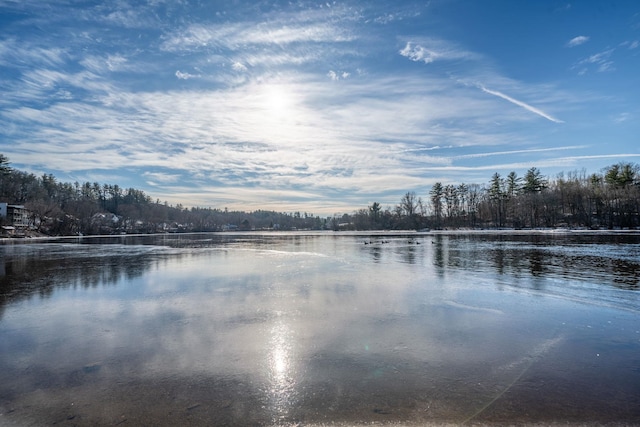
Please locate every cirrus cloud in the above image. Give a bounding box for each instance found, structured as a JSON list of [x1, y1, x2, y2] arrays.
[[566, 35, 589, 47]]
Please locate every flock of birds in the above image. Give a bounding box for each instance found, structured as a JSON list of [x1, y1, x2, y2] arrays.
[[363, 239, 423, 245]]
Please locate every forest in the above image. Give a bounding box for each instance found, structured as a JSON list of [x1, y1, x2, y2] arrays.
[[1, 153, 639, 236]]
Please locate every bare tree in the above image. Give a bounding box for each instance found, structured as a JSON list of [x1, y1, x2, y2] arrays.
[[429, 182, 444, 228]]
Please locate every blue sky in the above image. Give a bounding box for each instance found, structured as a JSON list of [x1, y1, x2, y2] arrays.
[[1, 1, 639, 215]]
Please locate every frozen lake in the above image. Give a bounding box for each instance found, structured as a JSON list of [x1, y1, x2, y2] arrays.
[[1, 231, 639, 426]]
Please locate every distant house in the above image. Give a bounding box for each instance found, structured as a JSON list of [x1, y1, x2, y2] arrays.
[[0, 203, 29, 228], [90, 212, 121, 234], [1, 225, 16, 237]]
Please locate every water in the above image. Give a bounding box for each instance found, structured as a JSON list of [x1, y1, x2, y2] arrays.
[[1, 231, 639, 426]]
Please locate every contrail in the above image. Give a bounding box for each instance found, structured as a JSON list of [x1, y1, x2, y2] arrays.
[[480, 85, 564, 124]]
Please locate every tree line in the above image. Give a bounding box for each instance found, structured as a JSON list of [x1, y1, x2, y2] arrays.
[[428, 165, 640, 230], [335, 164, 640, 231], [1, 153, 639, 235], [0, 154, 324, 235]]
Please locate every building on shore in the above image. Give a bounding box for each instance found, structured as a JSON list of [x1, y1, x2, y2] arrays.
[[0, 203, 30, 236]]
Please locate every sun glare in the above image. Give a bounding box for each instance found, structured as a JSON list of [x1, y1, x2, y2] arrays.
[[268, 319, 296, 417], [261, 85, 294, 119]]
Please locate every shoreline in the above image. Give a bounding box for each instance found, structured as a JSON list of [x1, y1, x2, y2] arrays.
[[2, 227, 640, 242]]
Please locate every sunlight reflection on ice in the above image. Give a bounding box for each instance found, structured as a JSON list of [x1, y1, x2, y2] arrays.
[[267, 312, 296, 421]]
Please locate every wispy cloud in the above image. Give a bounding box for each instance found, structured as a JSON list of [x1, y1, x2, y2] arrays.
[[566, 36, 589, 47], [0, 39, 68, 68], [399, 39, 476, 64], [175, 70, 200, 80], [613, 112, 630, 123], [143, 171, 182, 186], [479, 86, 564, 123], [161, 20, 352, 53], [5, 68, 568, 210], [232, 61, 248, 72], [579, 48, 616, 72], [573, 40, 640, 74], [327, 70, 350, 81], [80, 54, 135, 74], [573, 36, 640, 74], [557, 154, 640, 161], [453, 146, 586, 160], [100, 7, 159, 29]]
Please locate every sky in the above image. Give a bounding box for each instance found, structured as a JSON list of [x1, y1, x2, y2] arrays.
[[1, 0, 639, 215]]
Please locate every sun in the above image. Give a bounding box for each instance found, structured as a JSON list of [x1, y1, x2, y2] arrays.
[[261, 84, 294, 119], [248, 81, 306, 140]]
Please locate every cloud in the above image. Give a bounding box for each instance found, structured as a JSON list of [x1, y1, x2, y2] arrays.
[[160, 14, 355, 75], [566, 36, 589, 47], [369, 3, 423, 25], [479, 86, 564, 123], [161, 18, 352, 53], [579, 48, 616, 72], [101, 7, 158, 29], [613, 112, 630, 123], [558, 154, 640, 161], [175, 70, 200, 80], [6, 69, 562, 212], [573, 47, 626, 74], [7, 72, 562, 179], [327, 70, 350, 81], [232, 61, 248, 72], [432, 154, 640, 175], [575, 39, 639, 74], [399, 40, 475, 64], [453, 146, 586, 160], [0, 38, 68, 68], [106, 54, 128, 71], [143, 171, 182, 183]]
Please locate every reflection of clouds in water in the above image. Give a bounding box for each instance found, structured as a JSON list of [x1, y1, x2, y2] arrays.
[[3, 234, 640, 424], [0, 246, 457, 379]]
